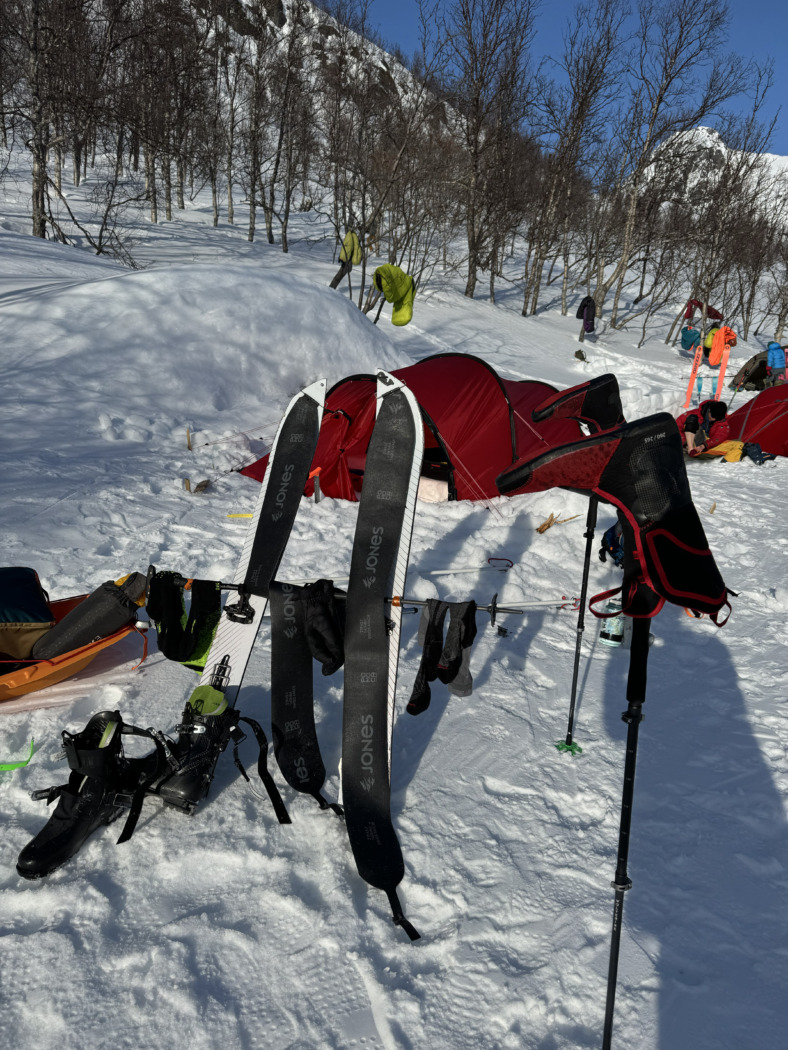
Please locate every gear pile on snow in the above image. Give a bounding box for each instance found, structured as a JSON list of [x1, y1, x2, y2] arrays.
[[16, 368, 733, 965]]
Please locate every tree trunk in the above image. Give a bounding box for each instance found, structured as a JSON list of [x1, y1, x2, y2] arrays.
[[281, 189, 290, 253], [665, 303, 688, 346], [146, 151, 158, 224], [54, 141, 62, 195], [609, 193, 639, 327], [775, 304, 787, 343], [226, 154, 234, 225], [28, 0, 47, 239], [163, 154, 172, 222], [560, 219, 571, 315], [248, 162, 257, 242], [72, 136, 82, 186], [176, 157, 186, 211]]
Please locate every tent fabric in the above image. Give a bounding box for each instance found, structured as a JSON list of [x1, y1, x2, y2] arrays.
[[727, 387, 788, 457], [241, 354, 582, 502], [729, 351, 769, 391]]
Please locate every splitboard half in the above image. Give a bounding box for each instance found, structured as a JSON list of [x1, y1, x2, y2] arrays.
[[341, 370, 424, 940], [151, 379, 327, 817], [198, 378, 326, 706]]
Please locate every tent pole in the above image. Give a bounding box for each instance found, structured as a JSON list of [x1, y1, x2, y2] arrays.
[[557, 495, 598, 754], [602, 614, 650, 1050]]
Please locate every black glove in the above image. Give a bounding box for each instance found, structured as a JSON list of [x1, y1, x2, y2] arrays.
[[302, 579, 346, 676]]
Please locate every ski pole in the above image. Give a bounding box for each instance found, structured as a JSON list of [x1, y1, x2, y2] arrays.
[[391, 594, 579, 619], [166, 572, 574, 626], [602, 615, 651, 1050], [281, 558, 514, 585], [240, 596, 578, 623], [556, 495, 598, 755]]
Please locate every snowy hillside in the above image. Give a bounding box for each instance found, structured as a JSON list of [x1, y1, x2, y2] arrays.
[[1, 180, 787, 1050]]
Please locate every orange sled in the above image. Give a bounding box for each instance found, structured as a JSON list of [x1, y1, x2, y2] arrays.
[[0, 595, 145, 703]]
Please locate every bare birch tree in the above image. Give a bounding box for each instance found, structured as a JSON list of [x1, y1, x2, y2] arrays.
[[441, 0, 537, 298]]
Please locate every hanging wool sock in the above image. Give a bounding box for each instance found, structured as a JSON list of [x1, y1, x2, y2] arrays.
[[437, 601, 478, 697], [406, 599, 450, 715]]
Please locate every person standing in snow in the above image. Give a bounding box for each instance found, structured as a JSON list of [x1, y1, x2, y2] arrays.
[[766, 341, 787, 385]]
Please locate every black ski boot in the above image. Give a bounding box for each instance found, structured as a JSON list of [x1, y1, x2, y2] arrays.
[[17, 710, 153, 880], [152, 685, 241, 813], [151, 683, 291, 823]]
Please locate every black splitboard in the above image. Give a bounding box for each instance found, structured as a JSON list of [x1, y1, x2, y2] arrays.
[[341, 371, 424, 940], [196, 379, 326, 707], [243, 384, 326, 601]]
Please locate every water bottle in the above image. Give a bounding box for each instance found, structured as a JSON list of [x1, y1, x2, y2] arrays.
[[599, 597, 625, 647]]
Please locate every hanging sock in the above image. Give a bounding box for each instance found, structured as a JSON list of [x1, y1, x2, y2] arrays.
[[532, 374, 625, 434], [407, 600, 478, 713], [406, 600, 450, 715], [437, 601, 478, 697]]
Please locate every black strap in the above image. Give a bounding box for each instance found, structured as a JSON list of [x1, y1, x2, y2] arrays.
[[313, 791, 344, 817], [116, 726, 178, 844], [235, 716, 292, 825], [386, 889, 421, 941]]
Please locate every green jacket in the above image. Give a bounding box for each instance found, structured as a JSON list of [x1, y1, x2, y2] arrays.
[[339, 231, 362, 266], [373, 264, 415, 326]]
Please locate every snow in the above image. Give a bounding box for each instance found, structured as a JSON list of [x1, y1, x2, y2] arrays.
[[2, 167, 788, 1050]]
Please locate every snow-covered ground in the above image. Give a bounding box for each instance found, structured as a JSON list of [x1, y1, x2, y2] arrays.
[[1, 165, 787, 1050]]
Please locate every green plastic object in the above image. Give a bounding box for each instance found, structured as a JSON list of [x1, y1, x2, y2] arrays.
[[188, 684, 227, 717], [555, 739, 583, 755], [0, 738, 35, 772]]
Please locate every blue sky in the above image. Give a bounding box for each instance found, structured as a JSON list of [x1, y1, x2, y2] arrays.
[[369, 0, 787, 157]]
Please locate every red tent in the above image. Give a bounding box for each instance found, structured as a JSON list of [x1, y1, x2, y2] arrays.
[[727, 386, 788, 457], [241, 353, 582, 501]]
